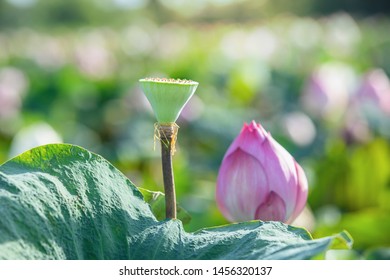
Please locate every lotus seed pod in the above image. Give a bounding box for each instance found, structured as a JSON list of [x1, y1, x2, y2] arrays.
[[139, 78, 198, 123]]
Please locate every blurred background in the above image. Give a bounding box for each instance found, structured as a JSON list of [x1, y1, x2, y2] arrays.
[[1, 0, 390, 259]]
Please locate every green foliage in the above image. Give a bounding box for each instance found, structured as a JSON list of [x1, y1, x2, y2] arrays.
[[310, 139, 390, 250], [312, 139, 390, 211], [315, 209, 390, 250], [0, 144, 351, 259], [364, 248, 390, 260], [138, 187, 191, 224]]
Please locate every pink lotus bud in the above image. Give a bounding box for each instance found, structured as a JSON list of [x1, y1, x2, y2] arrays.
[[216, 121, 308, 223]]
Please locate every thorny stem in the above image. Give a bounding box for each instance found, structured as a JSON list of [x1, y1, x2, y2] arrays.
[[159, 124, 177, 219]]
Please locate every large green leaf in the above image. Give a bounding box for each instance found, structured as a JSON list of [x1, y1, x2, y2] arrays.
[[0, 144, 352, 259]]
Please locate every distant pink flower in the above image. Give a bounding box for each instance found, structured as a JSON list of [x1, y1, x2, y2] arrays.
[[216, 121, 308, 223], [355, 69, 390, 115], [0, 67, 28, 119], [301, 62, 354, 121]]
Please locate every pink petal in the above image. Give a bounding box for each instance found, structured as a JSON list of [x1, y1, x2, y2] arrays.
[[216, 148, 268, 222], [287, 162, 309, 223], [255, 191, 287, 222], [224, 121, 267, 162], [260, 136, 298, 218]]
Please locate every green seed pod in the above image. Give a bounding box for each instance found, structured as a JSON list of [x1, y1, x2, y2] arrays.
[[139, 78, 199, 123]]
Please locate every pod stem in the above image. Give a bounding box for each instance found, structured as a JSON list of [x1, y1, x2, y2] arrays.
[[159, 124, 177, 219]]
